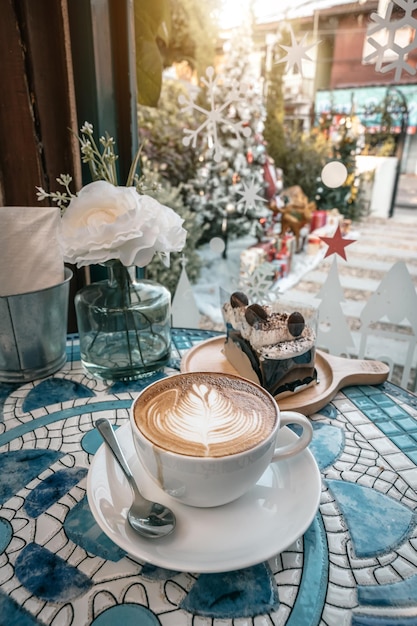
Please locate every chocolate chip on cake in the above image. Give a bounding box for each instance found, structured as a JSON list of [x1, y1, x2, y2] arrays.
[[230, 291, 249, 308], [287, 312, 305, 337], [245, 303, 268, 326]]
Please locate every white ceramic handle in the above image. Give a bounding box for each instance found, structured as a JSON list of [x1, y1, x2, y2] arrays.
[[271, 411, 313, 462]]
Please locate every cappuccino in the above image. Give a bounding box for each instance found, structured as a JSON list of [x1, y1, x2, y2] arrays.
[[134, 372, 277, 458]]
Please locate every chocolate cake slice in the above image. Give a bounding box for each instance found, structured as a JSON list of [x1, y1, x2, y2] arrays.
[[222, 293, 318, 397]]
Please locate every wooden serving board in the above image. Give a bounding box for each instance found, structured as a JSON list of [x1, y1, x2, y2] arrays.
[[180, 335, 390, 416]]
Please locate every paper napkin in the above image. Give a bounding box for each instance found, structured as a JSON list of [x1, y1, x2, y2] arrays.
[[0, 206, 65, 296]]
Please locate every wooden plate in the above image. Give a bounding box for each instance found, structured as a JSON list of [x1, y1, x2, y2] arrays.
[[180, 335, 390, 416]]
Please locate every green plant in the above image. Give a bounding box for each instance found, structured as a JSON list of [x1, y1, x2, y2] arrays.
[[36, 122, 149, 209], [138, 79, 198, 187], [144, 163, 205, 294], [279, 129, 328, 200]]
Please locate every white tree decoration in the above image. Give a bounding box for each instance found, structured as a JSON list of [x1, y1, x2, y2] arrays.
[[171, 256, 201, 329], [358, 261, 417, 387], [316, 257, 355, 357]]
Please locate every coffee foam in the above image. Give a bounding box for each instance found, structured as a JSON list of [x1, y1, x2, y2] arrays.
[[134, 373, 277, 458]]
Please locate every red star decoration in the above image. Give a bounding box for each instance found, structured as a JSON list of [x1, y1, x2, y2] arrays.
[[319, 225, 356, 261]]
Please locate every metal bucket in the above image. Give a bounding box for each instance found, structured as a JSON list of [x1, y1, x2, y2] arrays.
[[0, 267, 72, 382]]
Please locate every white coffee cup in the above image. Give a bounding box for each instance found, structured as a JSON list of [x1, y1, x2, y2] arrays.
[[130, 372, 313, 508]]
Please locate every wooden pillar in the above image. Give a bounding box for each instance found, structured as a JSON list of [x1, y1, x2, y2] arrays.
[[0, 0, 81, 206], [0, 0, 139, 328]]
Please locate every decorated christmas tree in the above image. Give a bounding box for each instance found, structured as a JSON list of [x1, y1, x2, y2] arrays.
[[180, 20, 269, 254]]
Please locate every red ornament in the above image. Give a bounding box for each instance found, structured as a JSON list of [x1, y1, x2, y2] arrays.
[[319, 225, 356, 261]]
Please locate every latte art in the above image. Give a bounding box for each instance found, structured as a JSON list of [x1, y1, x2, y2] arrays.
[[135, 373, 277, 457]]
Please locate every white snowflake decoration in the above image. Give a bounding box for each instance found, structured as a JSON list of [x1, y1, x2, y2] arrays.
[[364, 0, 417, 80], [179, 66, 252, 163], [236, 177, 267, 213], [276, 25, 320, 77], [240, 262, 279, 303]]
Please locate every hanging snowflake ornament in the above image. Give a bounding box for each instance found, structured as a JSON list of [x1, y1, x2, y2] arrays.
[[236, 177, 267, 213], [276, 25, 321, 77], [240, 262, 279, 303], [179, 66, 252, 163], [364, 0, 417, 81]]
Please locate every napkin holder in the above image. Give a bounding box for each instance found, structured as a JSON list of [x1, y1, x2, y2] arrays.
[[0, 267, 73, 382], [0, 205, 71, 382]]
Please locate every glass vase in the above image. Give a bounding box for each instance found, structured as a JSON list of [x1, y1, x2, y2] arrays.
[[75, 260, 171, 381]]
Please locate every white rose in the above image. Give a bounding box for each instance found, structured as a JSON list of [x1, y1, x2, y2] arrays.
[[61, 180, 187, 267]]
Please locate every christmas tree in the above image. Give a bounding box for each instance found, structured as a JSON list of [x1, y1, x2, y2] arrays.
[[316, 257, 355, 356], [182, 19, 269, 255]]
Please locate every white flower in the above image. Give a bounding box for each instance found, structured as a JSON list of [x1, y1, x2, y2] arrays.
[[61, 180, 186, 268]]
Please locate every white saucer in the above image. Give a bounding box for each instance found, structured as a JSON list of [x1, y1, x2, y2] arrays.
[[87, 422, 322, 573]]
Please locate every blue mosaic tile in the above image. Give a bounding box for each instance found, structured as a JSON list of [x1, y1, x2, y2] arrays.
[[368, 394, 395, 407], [377, 421, 403, 436], [390, 434, 416, 450], [180, 563, 279, 618], [365, 407, 385, 420], [383, 382, 417, 410], [0, 589, 42, 625], [352, 614, 417, 626], [343, 387, 366, 398], [109, 371, 166, 394], [384, 405, 409, 419], [22, 378, 95, 412], [0, 382, 20, 422], [289, 513, 329, 626], [317, 404, 338, 419], [0, 518, 12, 554], [358, 572, 417, 607], [353, 397, 377, 411], [24, 468, 88, 518], [64, 496, 126, 562], [81, 426, 115, 455], [65, 334, 81, 363], [141, 564, 180, 580], [91, 604, 160, 625], [363, 385, 387, 396], [407, 450, 417, 464], [327, 480, 415, 558], [309, 423, 344, 471], [0, 450, 63, 505], [168, 357, 182, 370], [398, 417, 417, 432], [15, 543, 92, 601]]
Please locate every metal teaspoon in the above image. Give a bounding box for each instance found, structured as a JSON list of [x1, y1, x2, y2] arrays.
[[96, 418, 176, 539]]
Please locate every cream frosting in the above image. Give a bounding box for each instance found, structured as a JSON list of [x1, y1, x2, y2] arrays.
[[222, 301, 316, 355]]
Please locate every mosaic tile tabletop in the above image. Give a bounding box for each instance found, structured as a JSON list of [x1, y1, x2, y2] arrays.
[[1, 329, 417, 626]]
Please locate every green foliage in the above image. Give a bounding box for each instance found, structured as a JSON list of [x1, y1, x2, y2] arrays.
[[144, 173, 205, 294], [314, 121, 365, 221], [138, 79, 198, 186], [263, 53, 286, 169], [263, 29, 327, 202], [279, 129, 328, 200]]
